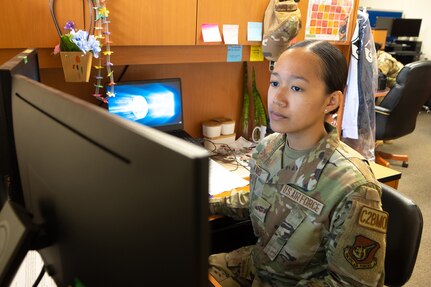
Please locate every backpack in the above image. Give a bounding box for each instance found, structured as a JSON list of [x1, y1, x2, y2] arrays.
[[262, 0, 302, 65]]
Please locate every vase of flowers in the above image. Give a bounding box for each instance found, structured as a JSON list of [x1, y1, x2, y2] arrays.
[[54, 21, 101, 82]]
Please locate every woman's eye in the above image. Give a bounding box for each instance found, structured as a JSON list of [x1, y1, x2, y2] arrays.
[[291, 86, 302, 92], [270, 81, 279, 87]]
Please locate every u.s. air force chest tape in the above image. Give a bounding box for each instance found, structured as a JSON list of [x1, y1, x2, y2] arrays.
[[328, 195, 387, 285], [280, 185, 325, 216]]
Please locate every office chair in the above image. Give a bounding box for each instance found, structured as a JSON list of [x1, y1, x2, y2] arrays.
[[380, 183, 423, 287], [375, 60, 431, 168]]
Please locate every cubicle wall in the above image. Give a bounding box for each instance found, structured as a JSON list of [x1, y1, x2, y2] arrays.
[[0, 0, 360, 138]]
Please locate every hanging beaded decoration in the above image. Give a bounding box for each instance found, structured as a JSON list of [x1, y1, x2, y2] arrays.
[[92, 0, 115, 103]]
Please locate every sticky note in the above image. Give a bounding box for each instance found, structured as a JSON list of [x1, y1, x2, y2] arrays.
[[202, 24, 222, 42], [247, 22, 263, 41], [250, 45, 264, 61], [227, 45, 242, 62], [223, 24, 239, 44]]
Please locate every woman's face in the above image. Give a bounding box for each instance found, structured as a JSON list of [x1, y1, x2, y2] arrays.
[[268, 47, 332, 138]]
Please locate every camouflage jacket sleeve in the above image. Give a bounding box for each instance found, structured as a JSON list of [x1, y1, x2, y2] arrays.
[[377, 51, 403, 82], [297, 183, 386, 287], [209, 188, 250, 220], [378, 52, 396, 76]]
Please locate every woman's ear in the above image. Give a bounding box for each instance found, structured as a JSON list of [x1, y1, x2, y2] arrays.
[[326, 90, 341, 113]]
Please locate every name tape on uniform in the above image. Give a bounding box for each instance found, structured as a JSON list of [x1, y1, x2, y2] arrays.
[[358, 206, 388, 233], [280, 185, 324, 215]]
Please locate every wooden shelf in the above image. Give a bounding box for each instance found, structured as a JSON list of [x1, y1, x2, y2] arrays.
[[1, 45, 261, 68]]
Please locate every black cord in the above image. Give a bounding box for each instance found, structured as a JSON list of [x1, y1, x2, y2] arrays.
[[116, 65, 129, 83], [202, 138, 218, 153], [204, 139, 251, 172], [32, 265, 46, 287], [82, 0, 86, 32], [87, 0, 95, 37], [219, 143, 241, 171], [48, 0, 62, 37]]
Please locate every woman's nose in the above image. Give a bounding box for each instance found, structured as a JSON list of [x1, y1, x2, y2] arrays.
[[271, 89, 287, 108]]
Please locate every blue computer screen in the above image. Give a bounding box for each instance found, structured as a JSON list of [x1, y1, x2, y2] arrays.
[[108, 78, 183, 129], [367, 10, 403, 27]]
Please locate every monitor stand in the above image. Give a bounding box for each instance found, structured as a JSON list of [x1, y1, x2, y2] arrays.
[[0, 201, 39, 285]]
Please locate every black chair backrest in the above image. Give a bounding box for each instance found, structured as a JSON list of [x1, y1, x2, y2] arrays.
[[381, 183, 423, 286], [376, 60, 431, 140]]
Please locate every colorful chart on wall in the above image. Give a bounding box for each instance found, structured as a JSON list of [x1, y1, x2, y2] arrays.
[[305, 0, 355, 42]]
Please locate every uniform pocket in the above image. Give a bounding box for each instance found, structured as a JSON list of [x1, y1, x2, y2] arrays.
[[266, 207, 323, 272], [251, 197, 271, 223], [263, 206, 307, 260]]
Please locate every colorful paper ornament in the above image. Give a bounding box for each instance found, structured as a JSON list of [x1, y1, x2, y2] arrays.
[[92, 0, 115, 101]]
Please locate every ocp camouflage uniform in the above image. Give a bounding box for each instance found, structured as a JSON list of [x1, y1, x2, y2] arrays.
[[209, 124, 387, 286], [377, 50, 404, 88]]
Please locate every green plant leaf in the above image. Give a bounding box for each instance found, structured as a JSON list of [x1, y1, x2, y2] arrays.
[[252, 67, 267, 126], [59, 35, 80, 52], [240, 62, 250, 138]]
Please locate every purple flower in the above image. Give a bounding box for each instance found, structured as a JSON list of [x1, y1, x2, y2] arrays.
[[64, 21, 75, 31], [58, 21, 101, 58]]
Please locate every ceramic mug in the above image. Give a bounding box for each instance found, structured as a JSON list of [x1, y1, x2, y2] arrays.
[[252, 125, 267, 143]]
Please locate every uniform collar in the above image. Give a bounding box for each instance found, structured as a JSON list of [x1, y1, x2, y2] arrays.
[[276, 123, 340, 191]]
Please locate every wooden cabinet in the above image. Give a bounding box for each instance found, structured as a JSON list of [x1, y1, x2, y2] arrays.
[[0, 0, 84, 49], [196, 0, 268, 45], [108, 0, 197, 45], [1, 0, 358, 53], [0, 0, 198, 48], [0, 0, 357, 61], [108, 0, 268, 46]]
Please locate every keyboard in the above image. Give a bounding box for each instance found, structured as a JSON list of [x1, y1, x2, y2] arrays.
[[168, 130, 202, 146]]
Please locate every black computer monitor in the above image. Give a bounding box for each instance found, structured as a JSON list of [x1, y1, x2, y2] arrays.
[[391, 18, 422, 37], [11, 74, 209, 286], [0, 49, 40, 208], [375, 17, 394, 35]]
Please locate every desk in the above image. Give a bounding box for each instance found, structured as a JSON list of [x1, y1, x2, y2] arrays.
[[212, 158, 401, 194], [385, 40, 422, 65], [208, 160, 401, 222], [371, 29, 388, 49], [370, 161, 402, 189], [209, 274, 222, 287], [375, 88, 390, 98]]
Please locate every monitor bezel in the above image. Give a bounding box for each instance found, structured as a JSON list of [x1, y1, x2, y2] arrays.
[[0, 49, 40, 207]]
